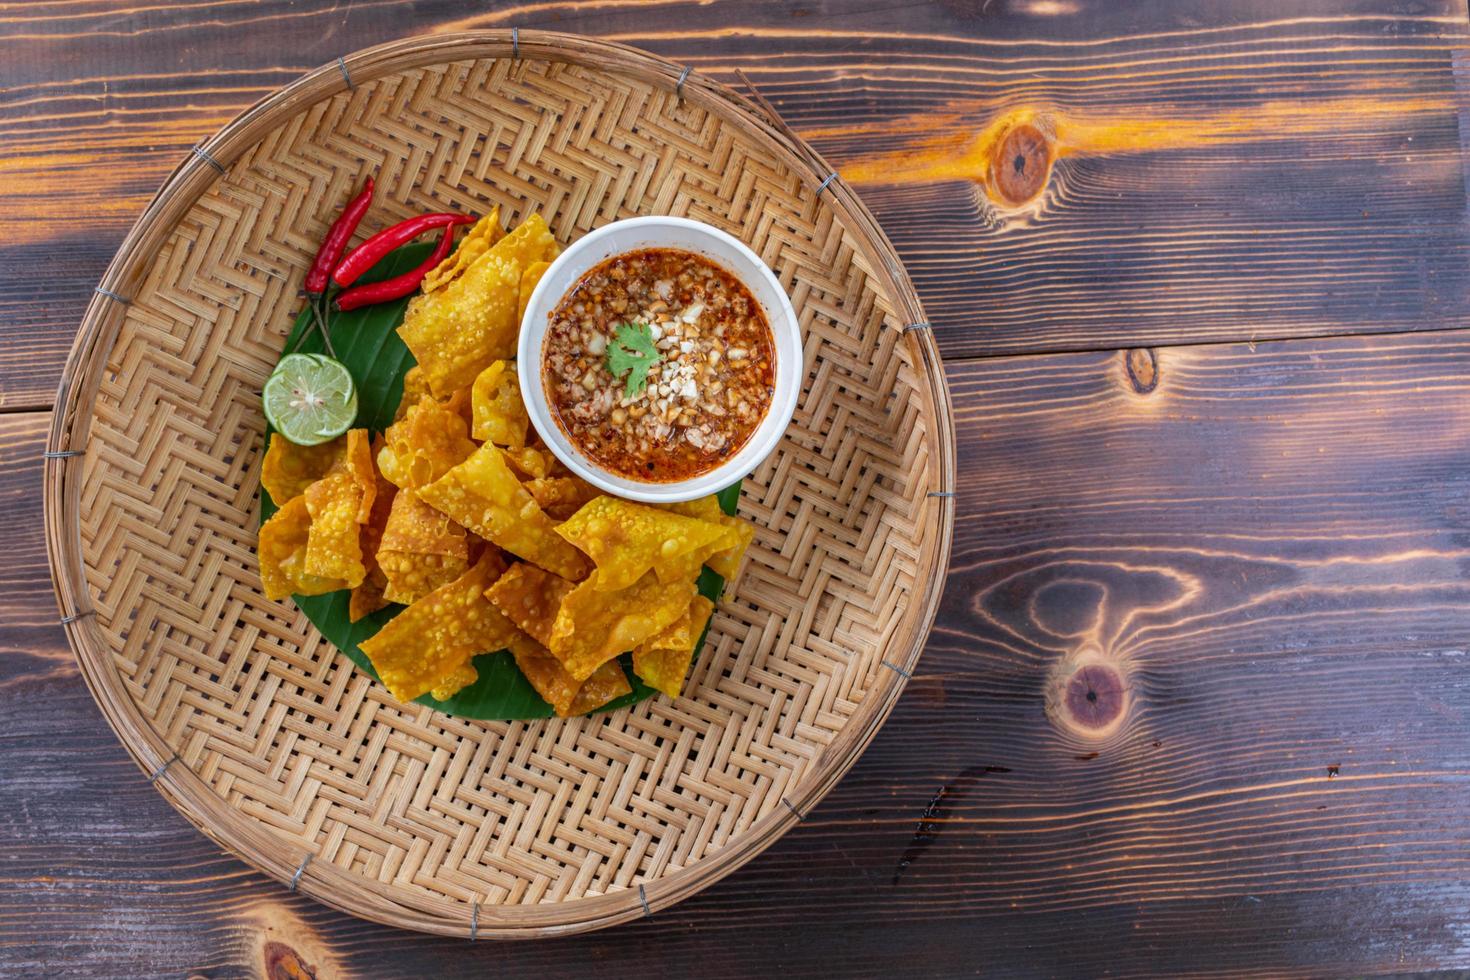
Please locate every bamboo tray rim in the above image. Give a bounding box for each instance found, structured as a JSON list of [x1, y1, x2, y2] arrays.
[[44, 29, 957, 937]]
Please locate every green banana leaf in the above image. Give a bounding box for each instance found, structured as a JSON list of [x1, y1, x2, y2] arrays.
[[259, 243, 739, 719]]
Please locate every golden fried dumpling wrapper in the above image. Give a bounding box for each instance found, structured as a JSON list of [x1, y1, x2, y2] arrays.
[[418, 442, 590, 581], [358, 551, 515, 703], [655, 495, 755, 582], [395, 366, 433, 422], [445, 384, 474, 429], [518, 260, 550, 322], [398, 214, 559, 397], [429, 661, 479, 702], [508, 633, 631, 717], [548, 571, 696, 681], [633, 595, 714, 699], [377, 491, 470, 605], [470, 360, 529, 449], [566, 658, 633, 715], [484, 562, 576, 648], [349, 571, 388, 624], [502, 445, 553, 481], [303, 464, 368, 588], [349, 437, 397, 622], [556, 496, 735, 592], [524, 475, 600, 521], [377, 395, 477, 491], [341, 429, 377, 523], [259, 496, 348, 600], [261, 431, 344, 504], [421, 207, 503, 294]]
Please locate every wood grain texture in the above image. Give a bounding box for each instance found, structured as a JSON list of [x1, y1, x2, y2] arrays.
[[3, 2, 1469, 408], [10, 327, 1470, 974], [8, 0, 1470, 973]]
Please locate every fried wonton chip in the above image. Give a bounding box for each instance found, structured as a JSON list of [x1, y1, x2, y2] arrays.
[[421, 207, 503, 294], [484, 562, 576, 648], [259, 496, 348, 600], [398, 214, 559, 397], [556, 496, 736, 591], [429, 660, 479, 701], [341, 429, 377, 523], [518, 260, 550, 321], [470, 360, 528, 449], [502, 444, 553, 480], [303, 469, 367, 587], [418, 443, 590, 581], [349, 439, 398, 622], [358, 552, 516, 703], [656, 495, 755, 581], [548, 571, 696, 680], [633, 595, 714, 698], [508, 634, 631, 717], [524, 476, 600, 521], [377, 395, 477, 491], [567, 657, 633, 715], [395, 365, 433, 422], [377, 491, 470, 605], [261, 431, 344, 504]]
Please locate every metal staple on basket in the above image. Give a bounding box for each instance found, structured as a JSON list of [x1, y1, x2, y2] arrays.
[[147, 753, 180, 784], [781, 797, 805, 821], [337, 55, 355, 91], [881, 660, 914, 679], [676, 65, 692, 99], [94, 286, 131, 305], [289, 853, 312, 892], [637, 884, 651, 917], [816, 172, 838, 195], [191, 144, 225, 173]]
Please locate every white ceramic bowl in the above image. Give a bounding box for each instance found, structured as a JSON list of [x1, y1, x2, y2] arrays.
[[518, 216, 801, 503]]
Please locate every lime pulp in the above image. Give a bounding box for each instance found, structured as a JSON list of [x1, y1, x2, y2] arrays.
[[262, 353, 358, 446]]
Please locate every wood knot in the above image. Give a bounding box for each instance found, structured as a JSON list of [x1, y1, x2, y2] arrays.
[[1046, 646, 1130, 741], [990, 122, 1051, 205], [263, 941, 317, 980], [1125, 348, 1158, 394]]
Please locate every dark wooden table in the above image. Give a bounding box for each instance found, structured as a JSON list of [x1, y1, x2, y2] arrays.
[[6, 2, 1470, 976]]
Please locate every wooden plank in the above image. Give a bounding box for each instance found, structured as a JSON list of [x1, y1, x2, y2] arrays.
[[7, 326, 1470, 974], [2, 3, 1467, 409]]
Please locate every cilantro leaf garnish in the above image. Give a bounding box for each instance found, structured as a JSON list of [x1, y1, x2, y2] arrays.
[[605, 321, 662, 399]]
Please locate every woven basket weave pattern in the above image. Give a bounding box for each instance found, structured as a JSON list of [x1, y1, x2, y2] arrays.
[[53, 37, 950, 936]]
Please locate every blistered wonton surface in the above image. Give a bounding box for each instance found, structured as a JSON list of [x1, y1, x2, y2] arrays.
[[377, 395, 476, 492], [633, 595, 714, 698], [484, 562, 576, 648], [549, 571, 695, 680], [398, 214, 558, 397], [556, 496, 734, 591], [261, 432, 344, 504], [470, 360, 528, 449], [358, 551, 514, 703], [418, 442, 589, 581]]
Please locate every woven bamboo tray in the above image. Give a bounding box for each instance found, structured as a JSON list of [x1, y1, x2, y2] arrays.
[[44, 31, 955, 937]]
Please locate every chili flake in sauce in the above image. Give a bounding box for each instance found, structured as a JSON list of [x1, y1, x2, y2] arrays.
[[542, 248, 775, 483]]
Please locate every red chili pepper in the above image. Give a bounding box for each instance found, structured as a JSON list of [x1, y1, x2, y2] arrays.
[[304, 177, 374, 295], [331, 212, 473, 288], [332, 226, 456, 311]]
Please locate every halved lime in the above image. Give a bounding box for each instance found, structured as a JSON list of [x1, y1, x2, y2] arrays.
[[263, 353, 358, 446]]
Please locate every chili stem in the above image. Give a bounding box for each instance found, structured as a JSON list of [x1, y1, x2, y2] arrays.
[[310, 295, 337, 359]]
